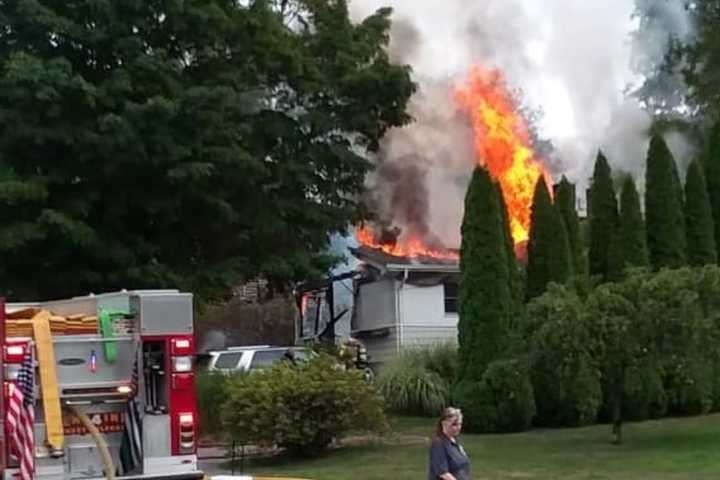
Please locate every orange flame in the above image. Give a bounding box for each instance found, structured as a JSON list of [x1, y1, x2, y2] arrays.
[[454, 66, 550, 244], [300, 292, 311, 317], [356, 227, 459, 260]]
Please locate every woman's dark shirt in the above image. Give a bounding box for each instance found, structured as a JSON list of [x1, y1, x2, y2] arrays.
[[428, 435, 470, 480]]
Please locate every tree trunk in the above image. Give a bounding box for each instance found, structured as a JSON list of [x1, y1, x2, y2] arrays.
[[611, 394, 622, 445]]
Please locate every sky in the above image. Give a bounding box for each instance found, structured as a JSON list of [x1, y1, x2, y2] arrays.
[[347, 0, 693, 246]]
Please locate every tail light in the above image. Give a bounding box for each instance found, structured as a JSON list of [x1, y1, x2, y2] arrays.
[[172, 356, 193, 373], [171, 338, 192, 355], [4, 344, 26, 363], [178, 412, 195, 454], [4, 342, 30, 382]]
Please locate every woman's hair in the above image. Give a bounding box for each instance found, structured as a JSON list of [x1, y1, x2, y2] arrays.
[[436, 407, 462, 437]]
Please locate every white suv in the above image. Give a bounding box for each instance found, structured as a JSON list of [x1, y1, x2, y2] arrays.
[[204, 345, 313, 373]]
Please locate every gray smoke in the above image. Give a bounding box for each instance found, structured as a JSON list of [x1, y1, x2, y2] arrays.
[[198, 329, 227, 353], [350, 0, 693, 243]]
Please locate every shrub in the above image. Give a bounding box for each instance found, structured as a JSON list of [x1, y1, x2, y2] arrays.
[[376, 344, 457, 417], [222, 354, 386, 455], [528, 315, 601, 426], [378, 360, 448, 417], [455, 359, 536, 433], [664, 358, 714, 415], [417, 343, 459, 385], [620, 358, 667, 420], [526, 285, 602, 427], [196, 370, 234, 438]]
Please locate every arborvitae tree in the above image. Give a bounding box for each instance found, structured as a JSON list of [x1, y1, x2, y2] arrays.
[[703, 120, 720, 263], [645, 135, 687, 269], [618, 176, 649, 270], [525, 177, 573, 300], [605, 227, 625, 282], [684, 159, 717, 265], [458, 166, 511, 380], [588, 151, 619, 281], [555, 176, 586, 276], [494, 181, 523, 321]]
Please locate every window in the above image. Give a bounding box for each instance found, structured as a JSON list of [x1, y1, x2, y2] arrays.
[[214, 352, 242, 369], [249, 350, 288, 370], [444, 282, 458, 314]]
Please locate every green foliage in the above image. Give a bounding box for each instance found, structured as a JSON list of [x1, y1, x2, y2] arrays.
[[196, 370, 235, 438], [588, 151, 619, 281], [495, 181, 524, 319], [684, 159, 717, 265], [618, 176, 649, 270], [0, 0, 415, 301], [222, 354, 386, 455], [526, 286, 602, 427], [455, 359, 536, 433], [703, 120, 720, 261], [522, 265, 720, 436], [417, 342, 459, 385], [682, 0, 720, 117], [622, 358, 667, 421], [665, 358, 714, 415], [377, 344, 458, 417], [605, 227, 625, 282], [377, 363, 447, 417], [458, 166, 511, 380], [645, 135, 687, 270], [525, 177, 572, 300], [555, 176, 586, 277]]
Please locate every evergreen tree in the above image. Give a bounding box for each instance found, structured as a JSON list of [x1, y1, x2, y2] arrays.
[[525, 177, 572, 300], [645, 135, 687, 269], [458, 166, 511, 380], [555, 176, 586, 276], [618, 176, 649, 270], [605, 227, 625, 282], [588, 152, 619, 281], [684, 159, 717, 265], [704, 120, 720, 262], [494, 181, 523, 320]]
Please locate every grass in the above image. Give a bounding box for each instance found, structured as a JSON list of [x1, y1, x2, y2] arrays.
[[237, 414, 720, 479]]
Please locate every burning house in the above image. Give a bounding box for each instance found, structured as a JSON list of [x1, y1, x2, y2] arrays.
[[349, 245, 459, 365], [294, 230, 461, 367], [296, 66, 555, 366]]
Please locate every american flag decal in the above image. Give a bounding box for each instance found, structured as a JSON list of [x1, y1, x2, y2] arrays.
[[7, 354, 35, 480]]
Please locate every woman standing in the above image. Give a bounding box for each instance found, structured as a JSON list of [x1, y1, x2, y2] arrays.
[[428, 407, 471, 480]]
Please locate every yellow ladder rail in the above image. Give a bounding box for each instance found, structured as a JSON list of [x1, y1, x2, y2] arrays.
[[32, 310, 64, 453]]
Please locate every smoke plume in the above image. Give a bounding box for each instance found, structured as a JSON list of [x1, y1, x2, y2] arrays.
[[350, 0, 693, 247]]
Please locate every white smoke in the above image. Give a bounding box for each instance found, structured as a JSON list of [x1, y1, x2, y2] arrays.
[[350, 0, 693, 245]]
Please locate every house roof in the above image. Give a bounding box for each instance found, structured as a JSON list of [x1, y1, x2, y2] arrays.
[[350, 245, 460, 273]]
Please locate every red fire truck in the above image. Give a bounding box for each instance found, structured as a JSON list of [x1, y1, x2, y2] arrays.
[[0, 290, 204, 480]]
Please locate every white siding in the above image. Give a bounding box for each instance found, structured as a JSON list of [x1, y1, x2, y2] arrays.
[[355, 278, 397, 331], [355, 279, 460, 366], [400, 325, 457, 348]]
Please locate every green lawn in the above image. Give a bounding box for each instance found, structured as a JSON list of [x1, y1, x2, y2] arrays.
[[241, 414, 720, 479]]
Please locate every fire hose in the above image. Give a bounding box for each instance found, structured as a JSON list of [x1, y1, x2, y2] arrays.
[[65, 405, 115, 480]]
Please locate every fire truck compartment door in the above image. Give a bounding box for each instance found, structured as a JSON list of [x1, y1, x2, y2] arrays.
[[131, 293, 193, 336], [143, 414, 172, 457], [53, 336, 136, 391]]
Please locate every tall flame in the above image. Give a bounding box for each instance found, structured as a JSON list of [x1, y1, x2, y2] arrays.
[[454, 66, 550, 244]]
